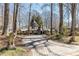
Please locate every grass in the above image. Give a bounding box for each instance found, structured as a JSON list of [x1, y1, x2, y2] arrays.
[[0, 47, 32, 56]]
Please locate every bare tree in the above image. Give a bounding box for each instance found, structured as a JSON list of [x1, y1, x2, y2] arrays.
[[18, 4, 21, 30], [59, 3, 63, 35], [28, 3, 32, 34], [64, 4, 70, 27], [50, 3, 53, 35], [70, 3, 77, 42], [13, 3, 19, 33], [2, 3, 9, 35], [7, 3, 19, 49]]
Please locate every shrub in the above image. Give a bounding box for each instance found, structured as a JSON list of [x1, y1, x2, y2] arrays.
[[62, 26, 68, 36], [43, 30, 51, 35]]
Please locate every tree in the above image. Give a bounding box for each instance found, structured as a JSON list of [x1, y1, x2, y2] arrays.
[[28, 3, 32, 34], [41, 4, 53, 34], [70, 3, 77, 42], [13, 3, 19, 33], [31, 15, 43, 29], [7, 3, 19, 49], [30, 15, 43, 34], [18, 4, 21, 30], [64, 4, 71, 27], [59, 3, 63, 35], [2, 3, 9, 35], [41, 4, 49, 29], [50, 3, 53, 35]]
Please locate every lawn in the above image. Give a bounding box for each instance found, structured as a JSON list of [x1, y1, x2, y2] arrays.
[[0, 47, 32, 56]]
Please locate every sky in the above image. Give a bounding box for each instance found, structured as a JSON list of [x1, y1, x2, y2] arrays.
[[9, 3, 44, 15], [9, 3, 59, 15], [0, 3, 78, 29], [0, 3, 72, 28], [8, 3, 65, 28]]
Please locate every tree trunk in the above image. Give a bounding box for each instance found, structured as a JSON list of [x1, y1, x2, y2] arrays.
[[28, 3, 32, 35], [2, 3, 9, 35], [70, 3, 76, 42], [59, 3, 63, 35], [18, 4, 21, 30], [13, 3, 19, 33], [50, 3, 53, 35], [9, 3, 19, 49]]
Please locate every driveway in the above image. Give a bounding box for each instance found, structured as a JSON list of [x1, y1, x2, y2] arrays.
[[21, 35, 79, 56]]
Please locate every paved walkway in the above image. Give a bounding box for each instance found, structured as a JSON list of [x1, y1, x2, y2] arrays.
[[21, 35, 79, 56]]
